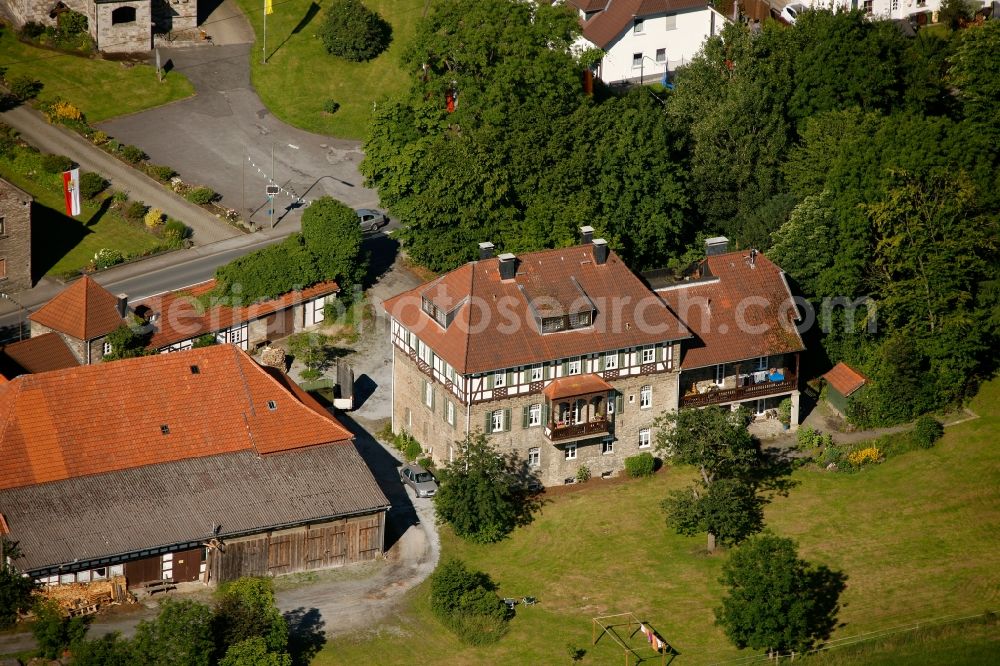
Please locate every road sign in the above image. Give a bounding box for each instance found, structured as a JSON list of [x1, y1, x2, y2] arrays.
[[266, 185, 280, 196]]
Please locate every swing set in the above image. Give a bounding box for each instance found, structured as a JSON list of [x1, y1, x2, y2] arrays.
[[591, 612, 677, 666]]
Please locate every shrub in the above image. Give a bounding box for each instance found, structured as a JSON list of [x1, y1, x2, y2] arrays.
[[192, 334, 218, 348], [778, 398, 792, 426], [145, 164, 176, 182], [19, 21, 46, 39], [430, 559, 510, 645], [575, 465, 591, 483], [323, 99, 340, 114], [846, 446, 881, 468], [91, 130, 109, 145], [817, 443, 843, 467], [320, 0, 392, 62], [163, 218, 191, 243], [8, 75, 43, 101], [125, 201, 148, 222], [912, 415, 944, 449], [79, 172, 109, 200], [403, 437, 423, 462], [144, 208, 164, 228], [797, 425, 818, 448], [93, 248, 125, 270], [31, 599, 90, 659], [214, 233, 322, 302], [624, 452, 655, 478], [111, 190, 128, 206], [186, 186, 217, 204], [119, 144, 146, 164], [417, 456, 433, 469], [40, 153, 73, 174], [57, 10, 88, 36]]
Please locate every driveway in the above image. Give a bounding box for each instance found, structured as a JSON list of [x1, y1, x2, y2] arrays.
[[99, 0, 378, 231]]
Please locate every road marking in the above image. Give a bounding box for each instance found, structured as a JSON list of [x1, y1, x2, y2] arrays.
[[288, 144, 299, 149]]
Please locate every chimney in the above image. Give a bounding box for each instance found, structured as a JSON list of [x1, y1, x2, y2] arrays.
[[478, 242, 495, 260], [592, 238, 609, 265], [706, 236, 729, 256], [579, 225, 594, 244], [749, 248, 758, 268], [116, 293, 128, 318], [498, 253, 518, 280]]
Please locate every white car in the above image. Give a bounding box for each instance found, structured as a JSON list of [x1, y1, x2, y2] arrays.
[[781, 3, 807, 24]]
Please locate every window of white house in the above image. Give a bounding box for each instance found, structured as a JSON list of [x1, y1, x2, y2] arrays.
[[530, 364, 543, 382], [492, 409, 505, 432], [640, 385, 652, 409], [757, 356, 768, 371], [103, 341, 112, 355], [639, 428, 651, 449], [715, 364, 726, 386], [602, 440, 614, 455], [424, 381, 433, 408], [655, 48, 666, 63], [528, 447, 540, 467], [862, 0, 873, 13], [447, 401, 455, 426], [494, 371, 506, 387], [604, 352, 618, 370], [642, 346, 655, 363], [633, 18, 644, 33], [528, 403, 542, 427], [632, 53, 642, 68], [568, 358, 582, 375], [664, 13, 677, 30], [565, 444, 577, 460], [890, 0, 898, 10]]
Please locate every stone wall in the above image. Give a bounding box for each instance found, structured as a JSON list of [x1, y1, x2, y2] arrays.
[[393, 348, 680, 487], [0, 178, 33, 293], [151, 0, 196, 33], [95, 0, 151, 52]]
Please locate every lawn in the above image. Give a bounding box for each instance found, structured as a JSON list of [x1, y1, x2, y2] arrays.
[[320, 378, 1000, 664], [0, 158, 163, 278], [0, 24, 193, 122], [234, 0, 422, 140]]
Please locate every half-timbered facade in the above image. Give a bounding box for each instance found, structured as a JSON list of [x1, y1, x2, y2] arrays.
[[384, 231, 691, 486]]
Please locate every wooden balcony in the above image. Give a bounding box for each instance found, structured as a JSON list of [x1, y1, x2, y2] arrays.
[[681, 374, 798, 408], [545, 419, 611, 442]]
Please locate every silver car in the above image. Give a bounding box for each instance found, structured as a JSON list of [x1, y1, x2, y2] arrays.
[[399, 463, 438, 498], [357, 208, 388, 233]]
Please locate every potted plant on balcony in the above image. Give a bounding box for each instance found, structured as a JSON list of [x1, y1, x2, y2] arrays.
[[778, 398, 792, 430]]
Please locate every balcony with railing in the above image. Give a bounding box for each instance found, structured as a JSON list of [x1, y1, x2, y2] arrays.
[[681, 368, 797, 408], [542, 374, 614, 442]]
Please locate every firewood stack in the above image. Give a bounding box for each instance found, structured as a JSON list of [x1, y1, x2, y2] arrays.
[[38, 576, 134, 616]]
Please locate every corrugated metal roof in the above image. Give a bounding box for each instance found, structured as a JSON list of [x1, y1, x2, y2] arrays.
[[0, 445, 390, 572]]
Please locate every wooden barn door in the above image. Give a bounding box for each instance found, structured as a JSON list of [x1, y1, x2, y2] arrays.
[[172, 548, 203, 582], [125, 556, 162, 585]]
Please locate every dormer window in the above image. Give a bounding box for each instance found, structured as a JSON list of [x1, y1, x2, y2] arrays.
[[539, 309, 594, 335], [421, 296, 448, 328], [569, 311, 592, 328], [541, 317, 566, 333]]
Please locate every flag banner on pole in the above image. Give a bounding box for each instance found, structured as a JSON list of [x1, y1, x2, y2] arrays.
[[265, 0, 273, 14], [62, 168, 81, 216]]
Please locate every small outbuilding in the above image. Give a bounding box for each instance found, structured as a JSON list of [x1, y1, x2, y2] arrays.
[[822, 362, 868, 417]]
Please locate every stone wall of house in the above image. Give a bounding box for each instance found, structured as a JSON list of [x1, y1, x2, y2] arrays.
[[151, 0, 196, 33], [393, 348, 680, 487], [0, 179, 33, 293], [95, 0, 151, 52]]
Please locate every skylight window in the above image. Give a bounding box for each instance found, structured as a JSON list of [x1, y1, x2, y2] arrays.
[[190, 365, 200, 374], [160, 425, 170, 435], [267, 400, 277, 411]]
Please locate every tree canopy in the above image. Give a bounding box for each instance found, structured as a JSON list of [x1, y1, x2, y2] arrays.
[[715, 533, 846, 654], [320, 0, 391, 62]]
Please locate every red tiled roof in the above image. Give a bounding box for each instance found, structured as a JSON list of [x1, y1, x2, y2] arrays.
[[543, 374, 614, 400], [823, 362, 867, 397], [0, 345, 353, 491], [134, 280, 340, 349], [568, 0, 610, 11], [383, 244, 690, 375], [29, 276, 123, 341], [658, 251, 805, 369], [578, 0, 708, 49], [0, 334, 79, 378]]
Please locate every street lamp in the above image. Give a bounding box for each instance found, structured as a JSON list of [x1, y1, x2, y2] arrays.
[[0, 292, 27, 342]]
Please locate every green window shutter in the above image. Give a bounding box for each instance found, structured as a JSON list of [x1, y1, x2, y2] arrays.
[[507, 370, 514, 386], [597, 355, 604, 372], [542, 403, 550, 426], [561, 360, 568, 376], [431, 388, 436, 412], [544, 364, 551, 380], [503, 408, 512, 432], [485, 374, 493, 390], [619, 351, 626, 368], [485, 411, 492, 434], [616, 392, 624, 414], [522, 406, 529, 428]]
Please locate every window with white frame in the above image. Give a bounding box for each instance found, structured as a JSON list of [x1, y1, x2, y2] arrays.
[[602, 440, 614, 455], [447, 401, 455, 426], [530, 364, 543, 382], [639, 428, 651, 449], [424, 381, 433, 408], [103, 341, 112, 355], [634, 18, 644, 33], [655, 48, 666, 63], [640, 385, 652, 409], [528, 403, 542, 427], [491, 409, 505, 433], [528, 447, 540, 467], [565, 444, 577, 460], [604, 352, 618, 370], [632, 53, 642, 68], [642, 346, 655, 363], [890, 0, 898, 10], [756, 356, 768, 371], [493, 370, 506, 387], [664, 13, 677, 30], [715, 364, 726, 386], [568, 358, 582, 375]]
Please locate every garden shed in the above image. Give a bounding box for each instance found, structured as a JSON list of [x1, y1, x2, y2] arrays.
[[823, 362, 868, 417]]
